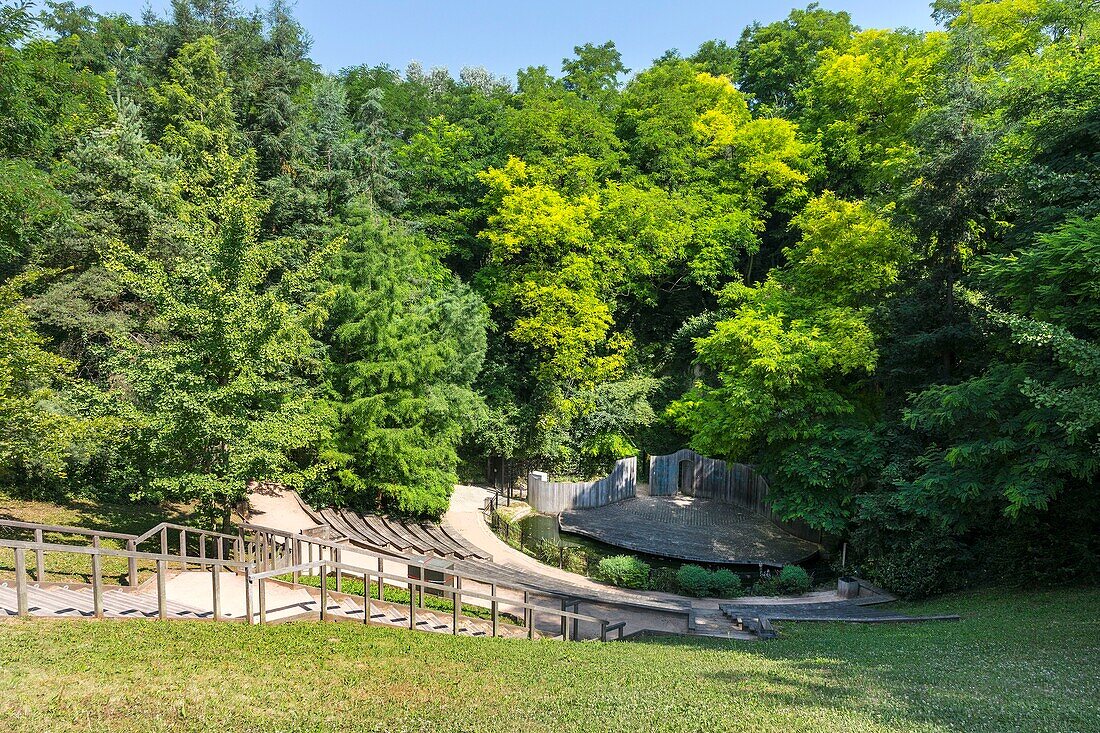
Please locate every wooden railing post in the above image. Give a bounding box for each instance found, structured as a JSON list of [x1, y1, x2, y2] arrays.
[[178, 529, 186, 571], [33, 528, 44, 582], [364, 572, 372, 625], [601, 620, 608, 642], [160, 526, 168, 558], [91, 553, 103, 619], [334, 549, 342, 593], [452, 576, 461, 635], [319, 564, 329, 622], [126, 539, 138, 586], [377, 558, 384, 600], [258, 576, 268, 625], [408, 579, 415, 630], [211, 564, 221, 622], [560, 598, 568, 640], [491, 583, 498, 638], [14, 548, 28, 616], [524, 590, 532, 639], [156, 559, 167, 620], [291, 540, 300, 584], [244, 566, 254, 624], [198, 534, 207, 571]]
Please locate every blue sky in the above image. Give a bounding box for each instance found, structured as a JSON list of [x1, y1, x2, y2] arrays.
[[84, 1, 939, 79]]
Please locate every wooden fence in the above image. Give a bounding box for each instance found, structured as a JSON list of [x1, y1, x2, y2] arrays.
[[527, 457, 637, 514], [648, 449, 823, 544], [0, 518, 626, 641]]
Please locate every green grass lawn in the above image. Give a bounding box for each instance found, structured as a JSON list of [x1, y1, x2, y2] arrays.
[[1, 587, 1097, 733]]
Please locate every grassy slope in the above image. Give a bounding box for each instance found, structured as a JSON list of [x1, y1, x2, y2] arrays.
[[1, 494, 1098, 733]]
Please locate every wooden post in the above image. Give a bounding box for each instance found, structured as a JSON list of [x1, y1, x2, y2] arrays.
[[178, 529, 186, 571], [319, 564, 328, 622], [91, 553, 103, 619], [600, 620, 608, 642], [14, 548, 27, 617], [258, 577, 267, 625], [33, 528, 44, 582], [217, 537, 224, 563], [198, 535, 207, 571], [377, 558, 384, 600], [408, 580, 415, 630], [491, 583, 498, 638], [452, 576, 461, 635], [334, 548, 342, 593], [156, 559, 167, 620], [364, 572, 372, 625], [560, 598, 567, 640], [292, 540, 300, 584], [126, 539, 138, 587], [244, 566, 254, 624], [160, 526, 168, 559], [525, 591, 534, 640], [211, 564, 221, 622]]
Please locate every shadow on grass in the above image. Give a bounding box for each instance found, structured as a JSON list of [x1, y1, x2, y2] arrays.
[[630, 588, 1100, 733]]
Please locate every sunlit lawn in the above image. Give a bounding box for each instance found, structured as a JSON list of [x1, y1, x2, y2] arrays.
[[0, 587, 1096, 733], [2, 491, 1097, 732]]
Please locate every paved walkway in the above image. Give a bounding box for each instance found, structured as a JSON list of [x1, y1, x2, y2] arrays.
[[560, 494, 819, 565]]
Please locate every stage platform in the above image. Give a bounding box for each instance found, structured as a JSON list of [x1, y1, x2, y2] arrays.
[[558, 494, 819, 566]]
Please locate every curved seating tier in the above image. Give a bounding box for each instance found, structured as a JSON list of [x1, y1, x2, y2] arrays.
[[312, 506, 491, 562]]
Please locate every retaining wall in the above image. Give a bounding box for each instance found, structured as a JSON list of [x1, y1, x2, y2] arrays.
[[527, 457, 637, 514]]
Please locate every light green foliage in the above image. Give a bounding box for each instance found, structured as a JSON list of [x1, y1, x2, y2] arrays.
[[596, 554, 651, 589], [672, 195, 909, 530], [798, 29, 948, 195]]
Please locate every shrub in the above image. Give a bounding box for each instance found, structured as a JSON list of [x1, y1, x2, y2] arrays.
[[597, 555, 651, 589], [778, 564, 811, 594], [753, 565, 812, 596], [710, 568, 742, 597], [647, 566, 678, 593], [532, 538, 560, 565], [676, 564, 713, 597], [562, 546, 589, 575]]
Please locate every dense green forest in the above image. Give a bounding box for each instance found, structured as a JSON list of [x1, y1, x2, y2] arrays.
[[2, 0, 1097, 596]]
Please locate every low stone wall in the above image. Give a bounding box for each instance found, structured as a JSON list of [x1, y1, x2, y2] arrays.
[[527, 457, 637, 514], [648, 449, 822, 545]]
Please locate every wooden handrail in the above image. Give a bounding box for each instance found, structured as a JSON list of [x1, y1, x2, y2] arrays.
[[251, 558, 617, 632], [0, 518, 138, 542], [1, 518, 630, 641], [0, 537, 250, 568], [134, 522, 238, 545]]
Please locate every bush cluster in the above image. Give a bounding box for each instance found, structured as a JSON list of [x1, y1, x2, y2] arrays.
[[675, 564, 743, 597], [752, 564, 812, 595], [596, 555, 651, 589]]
